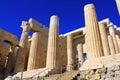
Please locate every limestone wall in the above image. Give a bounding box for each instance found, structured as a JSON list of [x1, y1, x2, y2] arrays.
[[55, 36, 67, 73], [0, 44, 10, 73], [0, 29, 19, 74], [36, 31, 48, 68], [79, 65, 120, 80], [27, 27, 49, 69]]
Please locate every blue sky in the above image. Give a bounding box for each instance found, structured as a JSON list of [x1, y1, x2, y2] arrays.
[[0, 0, 119, 40]]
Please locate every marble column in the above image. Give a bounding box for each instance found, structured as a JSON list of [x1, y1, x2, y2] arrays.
[[116, 35, 120, 51], [99, 23, 110, 56], [108, 35, 116, 55], [84, 4, 104, 59], [109, 26, 119, 53], [77, 44, 84, 65], [84, 34, 90, 59], [27, 32, 40, 71], [46, 15, 59, 68], [83, 44, 86, 54], [14, 21, 30, 73], [116, 0, 120, 15], [67, 34, 74, 71], [24, 36, 31, 70]]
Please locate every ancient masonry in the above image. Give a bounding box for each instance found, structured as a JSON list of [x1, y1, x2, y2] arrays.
[[116, 0, 120, 15], [1, 2, 120, 80]]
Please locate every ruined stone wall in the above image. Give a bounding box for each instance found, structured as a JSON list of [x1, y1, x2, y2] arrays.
[[0, 29, 19, 73], [36, 30, 48, 68], [79, 65, 120, 80], [55, 36, 67, 73], [27, 27, 49, 69], [0, 44, 10, 73]]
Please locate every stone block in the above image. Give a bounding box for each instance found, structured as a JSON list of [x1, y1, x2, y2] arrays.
[[114, 76, 120, 80], [113, 65, 120, 71], [85, 74, 92, 80], [107, 66, 114, 72], [80, 74, 86, 79], [107, 71, 115, 76], [101, 73, 106, 79], [105, 77, 113, 80], [100, 78, 105, 80], [115, 71, 120, 77], [107, 65, 120, 72], [89, 70, 95, 75], [92, 74, 100, 80], [96, 68, 107, 74]]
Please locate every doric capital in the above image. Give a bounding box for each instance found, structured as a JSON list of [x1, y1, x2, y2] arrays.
[[84, 4, 95, 11], [21, 21, 31, 32]]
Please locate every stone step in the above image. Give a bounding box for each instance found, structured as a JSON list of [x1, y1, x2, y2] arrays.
[[43, 70, 79, 80], [44, 74, 61, 80], [14, 67, 53, 79], [60, 70, 79, 80], [80, 53, 120, 71]]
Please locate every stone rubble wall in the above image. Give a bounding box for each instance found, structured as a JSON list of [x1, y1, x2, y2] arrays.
[[0, 29, 19, 74], [79, 65, 120, 80]]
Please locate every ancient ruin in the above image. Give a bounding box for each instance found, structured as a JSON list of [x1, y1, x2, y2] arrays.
[[1, 2, 120, 80], [116, 0, 120, 15]]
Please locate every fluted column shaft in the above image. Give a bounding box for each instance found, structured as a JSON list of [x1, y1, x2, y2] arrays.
[[99, 23, 110, 56], [14, 22, 30, 73], [46, 15, 59, 68], [116, 0, 120, 15], [85, 35, 90, 59], [109, 26, 119, 53], [67, 34, 74, 71], [116, 35, 120, 51], [84, 4, 104, 59], [27, 32, 40, 71], [108, 35, 116, 55], [83, 44, 86, 53], [77, 44, 84, 65]]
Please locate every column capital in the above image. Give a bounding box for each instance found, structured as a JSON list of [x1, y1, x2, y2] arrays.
[[50, 15, 59, 26], [109, 25, 115, 34], [99, 22, 106, 26], [21, 21, 31, 32], [84, 4, 95, 10], [84, 3, 103, 58], [67, 34, 73, 38]]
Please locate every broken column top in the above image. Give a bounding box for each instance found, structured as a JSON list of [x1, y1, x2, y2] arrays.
[[21, 21, 30, 32], [21, 21, 30, 28], [84, 4, 95, 10], [51, 15, 59, 20], [50, 15, 59, 25]]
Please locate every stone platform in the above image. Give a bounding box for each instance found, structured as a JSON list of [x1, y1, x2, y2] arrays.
[[14, 67, 53, 79], [78, 54, 120, 80], [80, 53, 120, 71]]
